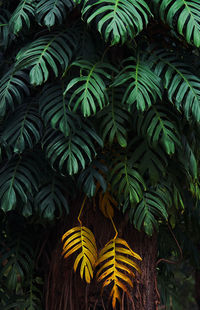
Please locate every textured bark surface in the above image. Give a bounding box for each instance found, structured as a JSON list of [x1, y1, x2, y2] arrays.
[[44, 202, 158, 310]]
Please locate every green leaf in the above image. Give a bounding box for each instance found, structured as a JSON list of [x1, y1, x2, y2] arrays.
[[0, 10, 11, 50], [0, 156, 39, 212], [109, 155, 146, 204], [153, 0, 200, 47], [112, 54, 162, 111], [178, 135, 198, 180], [150, 48, 200, 123], [1, 101, 43, 154], [43, 124, 103, 175], [64, 60, 114, 117], [0, 233, 34, 291], [36, 0, 74, 28], [39, 82, 81, 137], [15, 30, 77, 86], [34, 175, 69, 220], [137, 105, 181, 155], [98, 87, 131, 147], [82, 0, 151, 45], [130, 186, 170, 235], [77, 160, 107, 197], [130, 137, 168, 184], [0, 69, 30, 117], [9, 0, 36, 35]]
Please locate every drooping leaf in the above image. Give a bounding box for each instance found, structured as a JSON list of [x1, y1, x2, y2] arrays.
[[36, 0, 75, 28], [77, 161, 107, 197], [98, 87, 131, 148], [109, 155, 146, 204], [0, 155, 39, 212], [112, 54, 162, 111], [43, 124, 103, 175], [62, 225, 97, 283], [136, 105, 181, 155], [153, 0, 200, 47], [82, 0, 151, 45], [39, 82, 81, 137], [150, 48, 200, 123], [95, 182, 117, 218], [9, 0, 36, 35], [15, 30, 77, 85], [0, 69, 30, 117], [1, 102, 43, 154], [0, 233, 34, 291], [0, 10, 11, 51], [64, 60, 114, 117], [129, 186, 170, 235], [34, 175, 69, 220], [96, 237, 142, 308], [130, 137, 168, 184]]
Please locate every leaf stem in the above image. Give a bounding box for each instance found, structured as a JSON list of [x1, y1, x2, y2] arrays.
[[109, 215, 118, 240], [78, 196, 87, 225]]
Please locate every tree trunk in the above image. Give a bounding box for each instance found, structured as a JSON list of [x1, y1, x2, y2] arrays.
[[44, 205, 158, 310]]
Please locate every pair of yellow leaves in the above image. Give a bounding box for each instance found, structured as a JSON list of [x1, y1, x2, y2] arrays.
[[62, 225, 142, 309]]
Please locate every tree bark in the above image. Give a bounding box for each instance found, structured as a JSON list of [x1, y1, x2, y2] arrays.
[[44, 205, 158, 310]]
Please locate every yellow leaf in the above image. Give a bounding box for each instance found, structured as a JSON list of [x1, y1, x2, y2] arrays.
[[96, 237, 142, 309], [95, 183, 117, 218], [62, 226, 97, 283]]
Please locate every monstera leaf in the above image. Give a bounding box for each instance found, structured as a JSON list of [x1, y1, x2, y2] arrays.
[[64, 60, 114, 117], [43, 124, 103, 175], [153, 0, 200, 47], [62, 226, 98, 283], [0, 69, 30, 117], [39, 82, 81, 137], [150, 48, 200, 123], [112, 55, 162, 111], [36, 0, 74, 28], [9, 0, 36, 35], [82, 0, 151, 45], [129, 186, 170, 235], [109, 155, 146, 204], [98, 87, 131, 148], [1, 102, 43, 154], [96, 237, 142, 308], [15, 30, 77, 85]]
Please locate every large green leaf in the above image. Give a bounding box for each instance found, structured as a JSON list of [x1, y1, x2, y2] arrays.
[[112, 54, 162, 111], [64, 60, 114, 117], [9, 0, 36, 35], [34, 175, 69, 220], [130, 137, 168, 184], [150, 48, 200, 123], [36, 0, 74, 28], [77, 160, 107, 197], [177, 135, 198, 180], [98, 87, 131, 147], [43, 124, 103, 175], [1, 102, 43, 154], [109, 155, 146, 204], [0, 10, 11, 51], [0, 69, 30, 117], [0, 156, 39, 212], [136, 105, 181, 155], [130, 186, 170, 235], [0, 233, 33, 291], [15, 30, 77, 86], [82, 0, 151, 45], [39, 82, 81, 137], [153, 0, 200, 47]]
